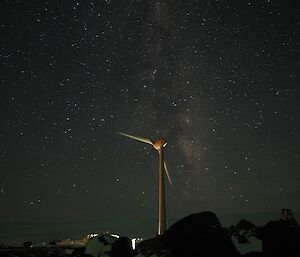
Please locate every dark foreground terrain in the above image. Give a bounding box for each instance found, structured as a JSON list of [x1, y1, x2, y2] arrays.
[[1, 210, 299, 257]]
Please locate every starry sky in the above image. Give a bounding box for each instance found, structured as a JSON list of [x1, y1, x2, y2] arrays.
[[0, 0, 299, 224]]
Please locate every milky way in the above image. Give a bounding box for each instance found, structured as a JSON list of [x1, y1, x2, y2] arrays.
[[0, 0, 299, 223]]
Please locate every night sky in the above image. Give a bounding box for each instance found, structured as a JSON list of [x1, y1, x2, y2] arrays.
[[0, 0, 299, 224]]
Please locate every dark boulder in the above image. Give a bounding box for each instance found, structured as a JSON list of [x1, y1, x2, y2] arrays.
[[258, 220, 300, 257], [85, 234, 133, 257], [242, 252, 264, 257], [23, 241, 32, 248], [162, 211, 240, 257], [71, 247, 86, 256], [236, 219, 256, 231], [232, 219, 257, 245], [111, 237, 133, 257], [135, 235, 174, 257]]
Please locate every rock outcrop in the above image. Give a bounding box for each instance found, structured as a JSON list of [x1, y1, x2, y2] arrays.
[[161, 211, 240, 257]]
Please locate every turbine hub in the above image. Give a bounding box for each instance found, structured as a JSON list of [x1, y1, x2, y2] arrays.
[[153, 139, 167, 150]]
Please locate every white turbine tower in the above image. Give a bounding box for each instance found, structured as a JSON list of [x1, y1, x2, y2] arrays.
[[118, 131, 172, 235]]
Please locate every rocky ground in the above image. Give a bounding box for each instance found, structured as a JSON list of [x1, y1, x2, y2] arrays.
[[1, 210, 299, 257]]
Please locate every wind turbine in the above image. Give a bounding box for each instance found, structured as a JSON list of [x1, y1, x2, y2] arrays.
[[118, 131, 172, 235]]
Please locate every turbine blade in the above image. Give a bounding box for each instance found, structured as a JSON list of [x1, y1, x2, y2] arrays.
[[164, 161, 172, 187], [118, 132, 153, 145]]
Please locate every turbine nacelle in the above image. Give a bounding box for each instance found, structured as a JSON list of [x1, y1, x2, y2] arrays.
[[153, 139, 167, 150]]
